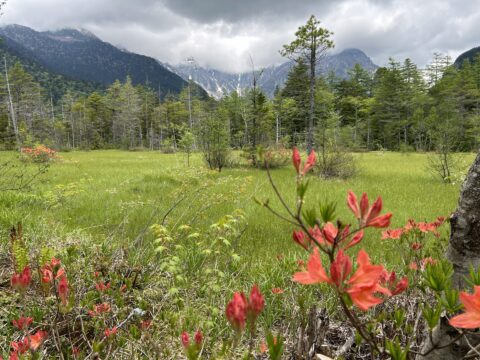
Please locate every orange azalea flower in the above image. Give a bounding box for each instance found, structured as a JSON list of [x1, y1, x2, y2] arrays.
[[411, 243, 422, 251], [292, 247, 331, 285], [380, 271, 408, 296], [89, 302, 111, 317], [345, 251, 389, 310], [344, 230, 364, 250], [11, 267, 32, 293], [420, 257, 437, 270], [292, 230, 311, 250], [293, 248, 391, 310], [347, 191, 392, 228], [12, 317, 33, 330], [381, 228, 403, 240], [226, 292, 247, 331], [247, 285, 265, 321], [57, 275, 69, 305], [28, 330, 48, 351], [11, 338, 29, 354], [449, 286, 480, 329], [302, 151, 316, 175], [104, 327, 118, 338], [95, 282, 111, 292], [271, 287, 284, 294], [292, 147, 301, 174], [291, 148, 316, 176]]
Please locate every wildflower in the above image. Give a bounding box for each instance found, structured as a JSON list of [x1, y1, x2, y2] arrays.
[[140, 320, 152, 330], [181, 331, 190, 348], [104, 327, 118, 338], [260, 341, 268, 353], [292, 248, 331, 285], [72, 347, 80, 358], [347, 191, 392, 228], [28, 330, 48, 351], [411, 243, 422, 251], [420, 257, 437, 269], [302, 150, 316, 175], [380, 271, 408, 296], [381, 228, 403, 240], [417, 222, 436, 233], [291, 147, 317, 176], [11, 338, 29, 354], [40, 265, 54, 283], [344, 230, 364, 250], [89, 303, 111, 317], [271, 287, 284, 294], [292, 147, 301, 174], [297, 259, 305, 268], [409, 262, 418, 271], [293, 248, 392, 310], [404, 219, 416, 231], [449, 286, 480, 329], [11, 267, 32, 293], [194, 330, 203, 346], [50, 257, 61, 269], [12, 317, 33, 330], [293, 230, 310, 250], [226, 292, 247, 332], [95, 282, 110, 292], [247, 285, 265, 320], [57, 275, 69, 305]]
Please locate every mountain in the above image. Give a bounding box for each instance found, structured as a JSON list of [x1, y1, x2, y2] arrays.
[[0, 28, 105, 101], [454, 46, 480, 67], [169, 48, 378, 99], [0, 24, 204, 98]]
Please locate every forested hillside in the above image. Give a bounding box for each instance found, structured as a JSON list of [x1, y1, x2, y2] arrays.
[[0, 25, 207, 98], [1, 48, 478, 155]]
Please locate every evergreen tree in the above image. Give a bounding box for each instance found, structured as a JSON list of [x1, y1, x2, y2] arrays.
[[281, 15, 334, 153]]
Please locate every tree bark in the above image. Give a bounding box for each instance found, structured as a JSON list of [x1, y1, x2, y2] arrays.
[[418, 151, 480, 359], [308, 45, 315, 154]]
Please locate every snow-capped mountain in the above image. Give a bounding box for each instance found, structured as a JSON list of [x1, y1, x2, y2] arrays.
[[169, 49, 378, 99]]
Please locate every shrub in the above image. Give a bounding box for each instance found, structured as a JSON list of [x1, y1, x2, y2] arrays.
[[314, 142, 357, 179], [198, 119, 230, 171], [20, 145, 57, 163], [241, 146, 290, 169]]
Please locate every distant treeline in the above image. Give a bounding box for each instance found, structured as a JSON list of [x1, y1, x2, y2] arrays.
[[1, 52, 480, 153]]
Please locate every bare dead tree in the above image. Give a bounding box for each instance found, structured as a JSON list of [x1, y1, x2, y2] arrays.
[[418, 151, 480, 359]]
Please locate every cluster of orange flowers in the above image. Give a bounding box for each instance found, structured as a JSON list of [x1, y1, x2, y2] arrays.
[[21, 145, 56, 162]]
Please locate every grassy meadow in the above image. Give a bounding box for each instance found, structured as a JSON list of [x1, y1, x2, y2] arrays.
[[0, 150, 472, 358], [0, 150, 468, 257]]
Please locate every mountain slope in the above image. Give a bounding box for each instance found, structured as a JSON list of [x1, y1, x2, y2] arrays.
[[454, 46, 480, 67], [0, 24, 202, 97], [170, 48, 378, 98], [0, 31, 105, 101]]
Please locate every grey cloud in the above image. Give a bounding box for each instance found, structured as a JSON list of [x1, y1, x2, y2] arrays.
[[0, 0, 479, 72]]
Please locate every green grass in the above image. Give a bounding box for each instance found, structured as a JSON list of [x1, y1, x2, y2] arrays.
[[0, 150, 472, 357], [0, 150, 469, 260]]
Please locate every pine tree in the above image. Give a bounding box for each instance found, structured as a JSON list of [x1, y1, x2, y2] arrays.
[[281, 15, 334, 153]]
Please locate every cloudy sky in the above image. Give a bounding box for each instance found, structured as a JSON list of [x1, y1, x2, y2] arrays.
[[1, 0, 479, 73]]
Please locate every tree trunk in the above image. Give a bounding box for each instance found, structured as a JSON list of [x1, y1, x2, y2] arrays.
[[418, 151, 480, 359], [308, 48, 316, 154]]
